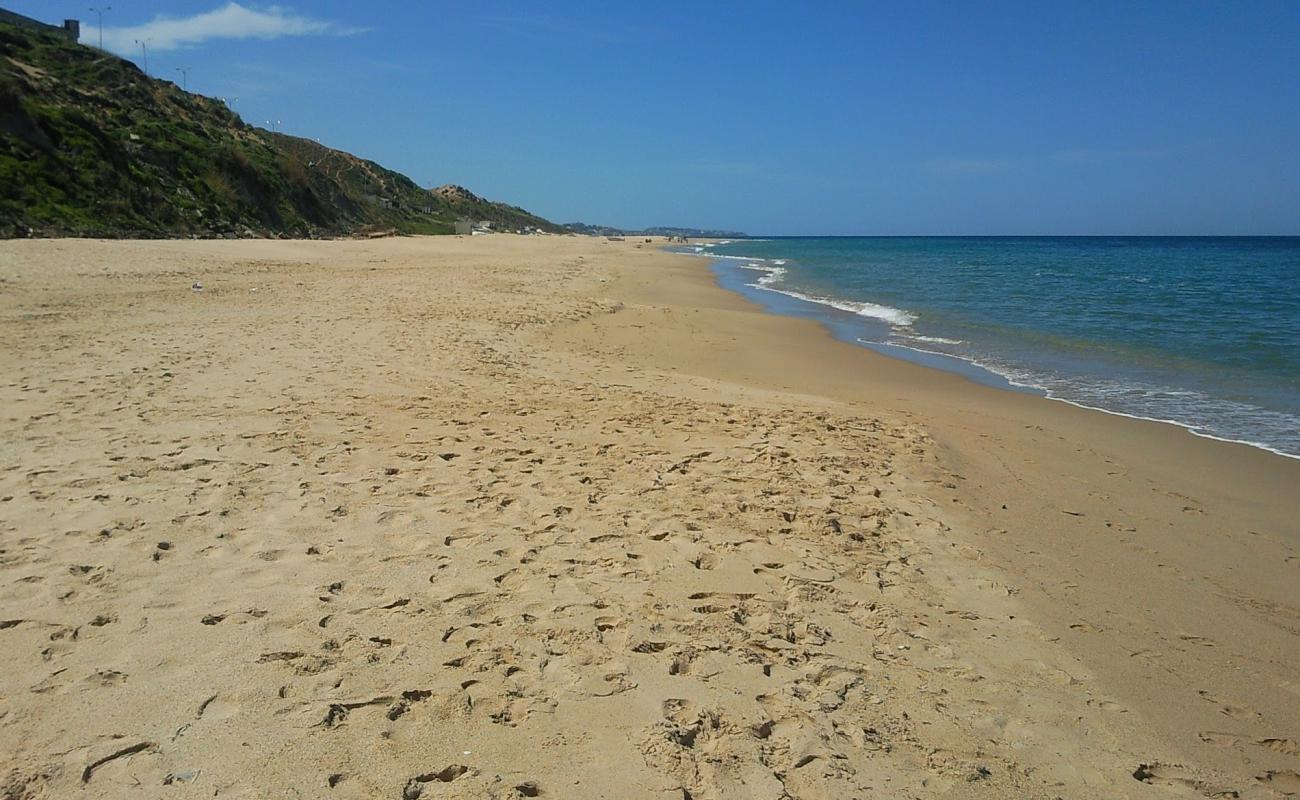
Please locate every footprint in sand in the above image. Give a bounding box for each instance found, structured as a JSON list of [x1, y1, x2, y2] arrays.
[[401, 765, 472, 799], [1086, 697, 1126, 712], [691, 553, 719, 570], [1257, 770, 1300, 795], [1132, 762, 1238, 797], [1199, 731, 1299, 756], [88, 669, 127, 686], [1197, 690, 1262, 721]]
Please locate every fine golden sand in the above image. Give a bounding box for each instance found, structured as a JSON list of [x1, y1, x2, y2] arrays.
[[1, 235, 1297, 799]]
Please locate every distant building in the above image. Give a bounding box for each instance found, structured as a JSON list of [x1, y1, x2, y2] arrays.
[[0, 8, 80, 42], [454, 219, 473, 235]]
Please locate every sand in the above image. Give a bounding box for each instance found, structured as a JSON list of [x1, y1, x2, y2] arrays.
[[0, 235, 1296, 799]]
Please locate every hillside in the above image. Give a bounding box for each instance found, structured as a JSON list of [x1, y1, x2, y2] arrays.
[[0, 20, 562, 238], [564, 221, 748, 239], [430, 184, 559, 233]]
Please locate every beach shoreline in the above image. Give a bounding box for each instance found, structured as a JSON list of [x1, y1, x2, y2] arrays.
[[552, 241, 1300, 793], [686, 240, 1300, 462], [2, 235, 1296, 798]]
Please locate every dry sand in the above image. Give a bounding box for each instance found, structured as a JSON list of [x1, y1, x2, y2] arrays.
[[0, 235, 1296, 799]]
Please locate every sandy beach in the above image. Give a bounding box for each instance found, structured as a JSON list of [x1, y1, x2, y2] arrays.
[[1, 235, 1296, 799]]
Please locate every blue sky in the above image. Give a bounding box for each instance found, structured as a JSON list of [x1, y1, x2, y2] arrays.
[[13, 1, 1300, 234]]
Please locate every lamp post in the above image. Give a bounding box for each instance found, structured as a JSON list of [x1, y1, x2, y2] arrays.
[[134, 38, 150, 75], [175, 66, 190, 91], [88, 6, 110, 49]]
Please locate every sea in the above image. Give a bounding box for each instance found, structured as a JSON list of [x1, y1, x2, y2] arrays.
[[683, 237, 1300, 459]]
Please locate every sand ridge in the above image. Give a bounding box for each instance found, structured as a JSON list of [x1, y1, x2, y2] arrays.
[[0, 236, 1296, 798]]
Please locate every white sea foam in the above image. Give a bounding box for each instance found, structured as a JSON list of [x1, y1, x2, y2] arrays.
[[699, 252, 918, 327], [755, 283, 917, 326], [898, 333, 966, 345], [744, 264, 787, 287], [685, 244, 1299, 459], [859, 337, 1300, 460]]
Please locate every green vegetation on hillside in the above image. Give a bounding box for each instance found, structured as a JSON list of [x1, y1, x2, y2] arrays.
[[563, 222, 748, 238], [0, 21, 562, 238]]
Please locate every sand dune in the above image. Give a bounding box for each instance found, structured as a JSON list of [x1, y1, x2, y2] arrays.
[[1, 236, 1295, 798]]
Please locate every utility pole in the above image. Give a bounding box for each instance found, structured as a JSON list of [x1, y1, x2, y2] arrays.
[[175, 66, 190, 92], [88, 6, 110, 49], [134, 38, 150, 75]]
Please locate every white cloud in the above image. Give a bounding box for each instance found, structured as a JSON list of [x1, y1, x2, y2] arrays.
[[94, 3, 363, 53]]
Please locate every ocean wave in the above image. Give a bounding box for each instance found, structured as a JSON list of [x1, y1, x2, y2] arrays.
[[738, 263, 786, 286], [707, 253, 777, 262], [896, 333, 966, 345], [860, 337, 1300, 460], [703, 250, 918, 327], [698, 238, 1300, 460], [755, 284, 917, 326], [1038, 388, 1300, 461]]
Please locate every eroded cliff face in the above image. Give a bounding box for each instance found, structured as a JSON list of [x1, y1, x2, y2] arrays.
[[0, 22, 559, 239]]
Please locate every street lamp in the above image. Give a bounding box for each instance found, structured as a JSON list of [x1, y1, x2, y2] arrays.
[[134, 38, 150, 75], [88, 6, 110, 49], [175, 66, 190, 91]]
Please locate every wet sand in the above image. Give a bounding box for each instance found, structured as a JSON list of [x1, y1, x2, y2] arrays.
[[1, 235, 1296, 798]]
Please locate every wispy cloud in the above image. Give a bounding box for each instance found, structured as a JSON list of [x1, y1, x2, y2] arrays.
[[925, 141, 1213, 176], [95, 3, 365, 53]]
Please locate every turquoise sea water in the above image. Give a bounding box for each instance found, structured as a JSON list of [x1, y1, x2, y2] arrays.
[[692, 237, 1300, 458]]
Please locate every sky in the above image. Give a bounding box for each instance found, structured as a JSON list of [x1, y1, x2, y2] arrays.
[[12, 1, 1300, 234]]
